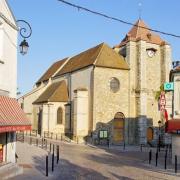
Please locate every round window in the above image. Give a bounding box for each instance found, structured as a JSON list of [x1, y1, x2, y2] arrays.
[[109, 77, 120, 93]]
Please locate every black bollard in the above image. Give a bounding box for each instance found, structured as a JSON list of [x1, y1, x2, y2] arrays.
[[108, 139, 110, 148], [156, 152, 158, 166], [149, 150, 152, 164], [140, 144, 143, 152], [50, 143, 51, 153], [175, 155, 177, 173], [42, 138, 43, 148], [36, 139, 38, 146], [165, 153, 167, 169], [53, 144, 55, 154], [52, 152, 54, 172], [45, 139, 47, 149], [123, 142, 125, 150], [46, 155, 48, 176], [56, 146, 59, 164]]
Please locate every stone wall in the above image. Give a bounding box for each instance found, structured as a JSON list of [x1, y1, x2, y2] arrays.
[[93, 67, 129, 143], [117, 39, 171, 144]]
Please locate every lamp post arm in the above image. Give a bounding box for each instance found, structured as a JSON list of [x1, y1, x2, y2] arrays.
[[16, 20, 32, 39]]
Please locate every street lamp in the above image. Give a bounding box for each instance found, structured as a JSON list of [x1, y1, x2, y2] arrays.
[[16, 20, 32, 55]]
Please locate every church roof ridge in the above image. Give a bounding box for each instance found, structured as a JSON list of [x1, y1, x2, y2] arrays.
[[36, 57, 68, 85], [54, 42, 129, 77]]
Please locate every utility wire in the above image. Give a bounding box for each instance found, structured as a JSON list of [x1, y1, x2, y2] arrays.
[[57, 0, 180, 39]]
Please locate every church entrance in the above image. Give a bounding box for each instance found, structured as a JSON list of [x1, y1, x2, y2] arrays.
[[112, 112, 125, 144], [147, 127, 153, 142]]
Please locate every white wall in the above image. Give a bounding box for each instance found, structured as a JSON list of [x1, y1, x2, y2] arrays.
[[0, 0, 18, 98], [0, 0, 17, 164], [41, 102, 66, 135]]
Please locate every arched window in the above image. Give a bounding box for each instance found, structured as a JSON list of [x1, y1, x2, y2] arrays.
[[57, 107, 63, 125]]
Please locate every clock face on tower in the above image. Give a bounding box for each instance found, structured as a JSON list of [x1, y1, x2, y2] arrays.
[[146, 48, 157, 58]]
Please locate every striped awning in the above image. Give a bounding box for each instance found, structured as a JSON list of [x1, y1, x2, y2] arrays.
[[0, 96, 31, 133]]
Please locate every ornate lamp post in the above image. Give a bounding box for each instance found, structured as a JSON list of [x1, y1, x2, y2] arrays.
[[16, 20, 32, 55]]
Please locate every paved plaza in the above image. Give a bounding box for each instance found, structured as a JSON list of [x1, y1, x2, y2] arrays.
[[10, 141, 180, 180]]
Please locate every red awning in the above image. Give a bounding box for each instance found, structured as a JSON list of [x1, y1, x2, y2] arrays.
[[0, 96, 31, 133], [165, 119, 180, 133]]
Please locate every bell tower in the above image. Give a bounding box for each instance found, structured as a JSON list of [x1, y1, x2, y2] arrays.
[[114, 19, 171, 144]]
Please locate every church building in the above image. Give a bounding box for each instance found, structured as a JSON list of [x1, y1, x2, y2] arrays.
[[19, 19, 171, 144]]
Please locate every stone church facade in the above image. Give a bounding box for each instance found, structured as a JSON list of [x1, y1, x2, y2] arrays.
[[19, 19, 171, 144]]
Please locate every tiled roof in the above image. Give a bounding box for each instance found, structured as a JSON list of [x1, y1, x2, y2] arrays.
[[54, 43, 129, 77], [0, 96, 31, 129], [33, 80, 68, 104], [36, 58, 68, 84], [114, 19, 167, 48]]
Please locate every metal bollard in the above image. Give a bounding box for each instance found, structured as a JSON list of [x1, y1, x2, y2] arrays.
[[45, 139, 47, 149], [165, 153, 167, 169], [36, 139, 38, 146], [123, 142, 125, 150], [140, 144, 143, 152], [53, 144, 55, 154], [52, 152, 54, 172], [107, 139, 110, 148], [42, 138, 43, 148], [149, 150, 152, 164], [56, 146, 59, 164], [56, 134, 57, 140], [50, 143, 51, 153], [155, 152, 158, 166], [175, 155, 177, 173], [46, 155, 48, 176]]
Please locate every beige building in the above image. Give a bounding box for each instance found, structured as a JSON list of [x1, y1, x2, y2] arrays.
[[20, 19, 171, 144]]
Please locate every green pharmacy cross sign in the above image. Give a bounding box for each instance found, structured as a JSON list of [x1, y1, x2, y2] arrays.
[[164, 82, 174, 91]]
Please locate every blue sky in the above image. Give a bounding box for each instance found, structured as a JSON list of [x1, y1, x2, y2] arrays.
[[8, 0, 180, 95]]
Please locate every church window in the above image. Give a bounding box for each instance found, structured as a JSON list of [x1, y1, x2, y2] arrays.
[[109, 77, 120, 93], [57, 107, 63, 124]]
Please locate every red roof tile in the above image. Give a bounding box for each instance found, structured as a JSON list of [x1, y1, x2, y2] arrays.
[[0, 96, 31, 132], [114, 19, 167, 48]]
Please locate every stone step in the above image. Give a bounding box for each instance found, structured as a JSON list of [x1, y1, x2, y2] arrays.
[[0, 163, 23, 179]]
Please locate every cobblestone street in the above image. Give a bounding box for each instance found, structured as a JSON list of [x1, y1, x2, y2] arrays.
[[9, 141, 180, 180]]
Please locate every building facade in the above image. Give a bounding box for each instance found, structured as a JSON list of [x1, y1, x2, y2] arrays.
[[20, 20, 171, 145], [0, 0, 31, 164]]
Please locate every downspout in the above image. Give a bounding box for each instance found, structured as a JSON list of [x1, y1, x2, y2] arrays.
[[69, 74, 72, 135], [128, 68, 130, 144]]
